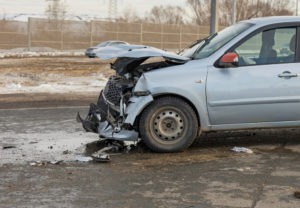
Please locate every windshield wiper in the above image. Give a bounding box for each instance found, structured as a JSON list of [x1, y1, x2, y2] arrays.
[[190, 33, 218, 59], [204, 33, 218, 44]]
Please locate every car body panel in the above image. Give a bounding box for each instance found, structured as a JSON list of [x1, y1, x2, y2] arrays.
[[124, 95, 154, 124], [79, 16, 300, 146], [95, 44, 189, 62], [206, 63, 300, 125], [133, 60, 211, 129], [85, 40, 129, 58], [129, 17, 300, 131]]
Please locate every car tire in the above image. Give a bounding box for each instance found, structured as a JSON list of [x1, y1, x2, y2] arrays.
[[139, 96, 198, 152]]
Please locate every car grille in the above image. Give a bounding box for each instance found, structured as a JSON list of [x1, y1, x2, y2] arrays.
[[103, 76, 128, 106]]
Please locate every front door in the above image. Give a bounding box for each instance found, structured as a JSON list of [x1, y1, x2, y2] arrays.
[[207, 27, 300, 125]]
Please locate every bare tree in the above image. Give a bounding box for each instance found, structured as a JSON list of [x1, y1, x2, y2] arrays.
[[144, 5, 186, 24], [1, 9, 7, 21], [187, 0, 293, 26], [186, 0, 210, 25], [117, 8, 142, 23], [219, 0, 292, 26], [45, 0, 68, 20]]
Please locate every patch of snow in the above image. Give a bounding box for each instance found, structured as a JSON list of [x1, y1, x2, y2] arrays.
[[0, 73, 107, 94], [0, 131, 98, 165], [0, 48, 85, 59]]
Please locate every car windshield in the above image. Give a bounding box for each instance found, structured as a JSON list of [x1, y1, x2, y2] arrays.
[[178, 39, 206, 58], [192, 22, 254, 59]]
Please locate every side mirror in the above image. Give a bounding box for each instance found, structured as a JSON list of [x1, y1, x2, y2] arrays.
[[219, 52, 239, 68]]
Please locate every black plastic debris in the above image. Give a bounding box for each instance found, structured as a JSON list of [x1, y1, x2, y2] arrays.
[[84, 140, 138, 163], [295, 190, 300, 199], [2, 144, 16, 149], [62, 150, 72, 155]]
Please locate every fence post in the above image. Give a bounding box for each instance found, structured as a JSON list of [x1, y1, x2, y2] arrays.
[[161, 24, 163, 49], [116, 22, 119, 40], [90, 21, 93, 47], [140, 23, 143, 45], [179, 25, 182, 51], [61, 21, 64, 50], [27, 17, 31, 51]]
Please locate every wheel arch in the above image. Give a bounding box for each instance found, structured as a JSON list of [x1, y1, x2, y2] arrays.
[[134, 93, 203, 136], [153, 93, 201, 126]]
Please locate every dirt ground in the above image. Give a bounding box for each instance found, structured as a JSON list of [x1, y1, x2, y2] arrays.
[[0, 56, 114, 78], [0, 56, 114, 107]]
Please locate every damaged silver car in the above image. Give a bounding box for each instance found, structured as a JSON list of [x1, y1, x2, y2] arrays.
[[78, 17, 300, 152]]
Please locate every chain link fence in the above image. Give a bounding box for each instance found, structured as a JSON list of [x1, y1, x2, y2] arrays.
[[0, 18, 211, 51]]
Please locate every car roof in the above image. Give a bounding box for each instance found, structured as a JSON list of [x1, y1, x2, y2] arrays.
[[242, 16, 300, 26], [108, 40, 128, 43]]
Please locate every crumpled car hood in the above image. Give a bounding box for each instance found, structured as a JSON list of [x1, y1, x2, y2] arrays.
[[96, 44, 190, 75]]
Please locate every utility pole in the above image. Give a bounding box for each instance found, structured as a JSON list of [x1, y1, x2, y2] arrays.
[[232, 0, 236, 24], [210, 0, 219, 35], [296, 0, 299, 16]]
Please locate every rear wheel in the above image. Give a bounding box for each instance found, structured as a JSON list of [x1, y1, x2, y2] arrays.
[[139, 97, 198, 152]]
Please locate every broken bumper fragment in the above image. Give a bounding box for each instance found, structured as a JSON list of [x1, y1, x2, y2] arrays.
[[97, 121, 139, 141], [77, 112, 139, 142], [77, 90, 139, 142]]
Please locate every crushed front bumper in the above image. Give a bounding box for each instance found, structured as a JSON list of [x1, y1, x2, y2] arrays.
[[77, 91, 139, 142], [77, 113, 139, 141]]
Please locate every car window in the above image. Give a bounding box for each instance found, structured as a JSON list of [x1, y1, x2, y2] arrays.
[[110, 42, 126, 46], [178, 39, 205, 58], [97, 42, 109, 47], [235, 27, 296, 66]]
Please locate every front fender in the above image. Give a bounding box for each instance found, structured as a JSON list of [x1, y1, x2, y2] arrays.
[[124, 89, 210, 130], [124, 95, 153, 125], [130, 65, 211, 130]]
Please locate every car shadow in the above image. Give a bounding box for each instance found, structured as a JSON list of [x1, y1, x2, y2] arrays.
[[192, 128, 300, 149]]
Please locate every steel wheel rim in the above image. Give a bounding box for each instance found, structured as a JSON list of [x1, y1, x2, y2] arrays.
[[152, 108, 185, 142]]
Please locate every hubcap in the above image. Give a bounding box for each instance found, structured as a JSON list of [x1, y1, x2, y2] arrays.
[[153, 109, 184, 141]]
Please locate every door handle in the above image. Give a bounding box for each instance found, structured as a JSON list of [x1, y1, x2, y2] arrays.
[[278, 71, 298, 78]]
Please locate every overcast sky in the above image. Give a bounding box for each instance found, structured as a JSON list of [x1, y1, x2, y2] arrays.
[[0, 0, 187, 18]]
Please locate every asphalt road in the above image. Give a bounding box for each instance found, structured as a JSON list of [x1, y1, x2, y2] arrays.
[[0, 105, 300, 208]]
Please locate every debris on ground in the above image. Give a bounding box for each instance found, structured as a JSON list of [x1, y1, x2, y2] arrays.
[[75, 155, 93, 162], [294, 190, 300, 199], [62, 150, 72, 155], [29, 160, 63, 166], [2, 144, 17, 149], [30, 161, 46, 166], [90, 140, 138, 162], [91, 154, 110, 162], [81, 140, 139, 163], [49, 160, 63, 165], [221, 167, 252, 172], [231, 147, 253, 154]]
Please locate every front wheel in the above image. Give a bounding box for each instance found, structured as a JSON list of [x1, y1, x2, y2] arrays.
[[139, 97, 199, 152]]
